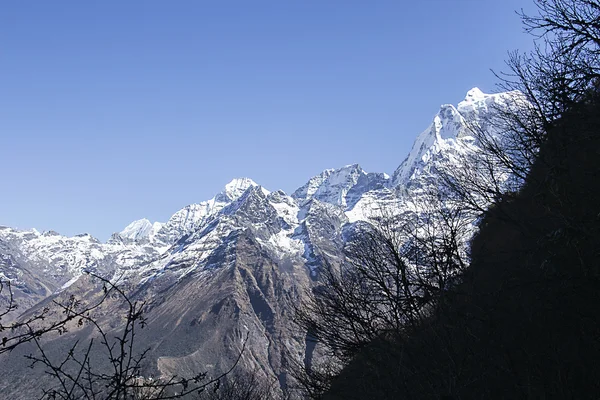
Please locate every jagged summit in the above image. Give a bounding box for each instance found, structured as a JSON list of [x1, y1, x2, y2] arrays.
[[120, 218, 152, 239], [463, 87, 486, 102], [390, 88, 512, 187], [1, 86, 519, 282], [457, 87, 512, 115], [116, 218, 164, 244], [141, 178, 269, 246], [7, 87, 516, 250], [0, 87, 524, 398], [293, 164, 366, 208], [223, 177, 260, 201]]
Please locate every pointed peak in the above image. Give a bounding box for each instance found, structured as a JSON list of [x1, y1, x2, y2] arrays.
[[458, 87, 493, 107], [457, 87, 496, 112], [225, 177, 257, 189], [121, 218, 152, 231], [119, 218, 154, 241], [220, 183, 271, 218], [465, 87, 485, 100], [223, 177, 259, 201], [340, 163, 364, 173]]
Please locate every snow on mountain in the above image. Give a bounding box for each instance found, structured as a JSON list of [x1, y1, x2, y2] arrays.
[[290, 88, 525, 229], [118, 218, 165, 243], [120, 219, 153, 240], [224, 177, 265, 200], [457, 86, 503, 116], [345, 187, 399, 223], [292, 164, 389, 209], [389, 88, 517, 188], [390, 101, 468, 186], [0, 178, 271, 299], [287, 89, 518, 224], [133, 184, 304, 283], [0, 225, 168, 316], [152, 178, 261, 245], [1, 87, 515, 299], [0, 87, 525, 395]]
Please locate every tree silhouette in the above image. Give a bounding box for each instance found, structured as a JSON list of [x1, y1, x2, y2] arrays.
[[1, 272, 246, 399]]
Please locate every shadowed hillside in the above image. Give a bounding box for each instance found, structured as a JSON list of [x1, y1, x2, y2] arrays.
[[323, 90, 600, 399]]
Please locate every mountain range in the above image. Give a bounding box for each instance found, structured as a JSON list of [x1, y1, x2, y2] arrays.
[[0, 88, 518, 397]]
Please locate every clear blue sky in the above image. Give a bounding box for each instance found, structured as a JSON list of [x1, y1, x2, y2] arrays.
[[1, 0, 534, 240]]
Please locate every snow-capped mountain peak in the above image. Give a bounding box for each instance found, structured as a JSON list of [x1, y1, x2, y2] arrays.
[[223, 178, 260, 201], [293, 164, 365, 207], [293, 164, 390, 211], [120, 218, 152, 240], [146, 178, 269, 246], [390, 87, 510, 187], [461, 87, 487, 104], [0, 87, 528, 396], [116, 218, 164, 244]]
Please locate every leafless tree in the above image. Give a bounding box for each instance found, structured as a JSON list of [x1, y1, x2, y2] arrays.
[[2, 273, 245, 399], [437, 0, 600, 222], [1, 276, 113, 356], [294, 189, 473, 397], [196, 369, 284, 400], [294, 1, 600, 398]]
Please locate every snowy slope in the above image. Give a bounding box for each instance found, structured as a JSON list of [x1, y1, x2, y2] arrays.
[[2, 87, 521, 295], [0, 88, 525, 396], [292, 164, 389, 209], [116, 219, 164, 243], [152, 178, 261, 245], [390, 87, 522, 188], [1, 87, 518, 298]]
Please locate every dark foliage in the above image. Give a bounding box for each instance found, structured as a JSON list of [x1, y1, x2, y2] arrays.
[[293, 191, 473, 397], [304, 1, 600, 398], [196, 369, 283, 400], [324, 87, 600, 400]]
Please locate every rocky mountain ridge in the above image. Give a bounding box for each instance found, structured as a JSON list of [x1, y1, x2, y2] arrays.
[[0, 88, 519, 397]]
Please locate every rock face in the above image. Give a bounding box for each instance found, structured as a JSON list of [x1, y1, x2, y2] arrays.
[[0, 88, 519, 398], [0, 226, 163, 319]]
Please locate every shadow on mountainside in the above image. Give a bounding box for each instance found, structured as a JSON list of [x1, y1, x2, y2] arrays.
[[323, 93, 600, 399]]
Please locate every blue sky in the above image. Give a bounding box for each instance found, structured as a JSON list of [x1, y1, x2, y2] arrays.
[[1, 0, 534, 240]]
